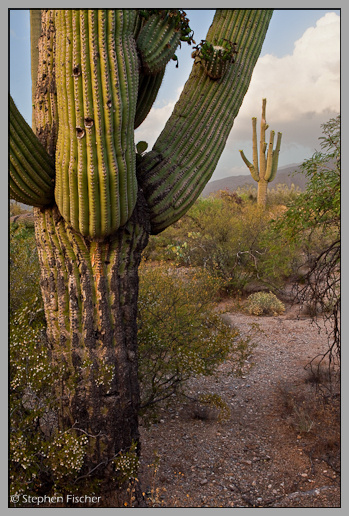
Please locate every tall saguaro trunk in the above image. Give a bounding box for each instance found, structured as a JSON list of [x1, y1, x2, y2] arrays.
[[29, 10, 150, 499], [33, 200, 149, 496]]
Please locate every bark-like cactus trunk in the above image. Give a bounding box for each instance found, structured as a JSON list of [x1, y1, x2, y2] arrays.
[[33, 197, 149, 504], [257, 179, 268, 208]]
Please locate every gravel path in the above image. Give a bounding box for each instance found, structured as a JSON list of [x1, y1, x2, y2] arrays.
[[138, 308, 340, 508]]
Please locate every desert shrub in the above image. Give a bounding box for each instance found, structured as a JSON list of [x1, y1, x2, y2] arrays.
[[236, 184, 258, 202], [236, 183, 301, 206], [137, 264, 253, 420], [10, 222, 42, 316], [271, 116, 340, 367], [266, 183, 302, 206], [161, 196, 295, 292], [245, 291, 285, 316], [9, 300, 91, 502], [10, 200, 32, 217]]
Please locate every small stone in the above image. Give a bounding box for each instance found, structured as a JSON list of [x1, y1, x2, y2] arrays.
[[200, 479, 208, 485]]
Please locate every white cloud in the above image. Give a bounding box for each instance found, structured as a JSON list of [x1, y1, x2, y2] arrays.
[[237, 12, 340, 125], [135, 101, 175, 148], [218, 12, 340, 180]]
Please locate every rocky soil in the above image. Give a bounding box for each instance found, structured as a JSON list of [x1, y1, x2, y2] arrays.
[[138, 303, 340, 508]]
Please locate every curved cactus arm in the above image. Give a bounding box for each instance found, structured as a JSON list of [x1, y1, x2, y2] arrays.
[[259, 98, 269, 179], [265, 129, 275, 181], [10, 95, 55, 207], [133, 11, 166, 129], [137, 10, 273, 234], [134, 10, 194, 129], [134, 70, 165, 129], [239, 149, 259, 182], [136, 12, 181, 75], [267, 131, 282, 182], [239, 116, 260, 182]]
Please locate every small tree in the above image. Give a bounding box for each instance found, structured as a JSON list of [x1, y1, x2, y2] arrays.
[[273, 115, 340, 375], [239, 98, 282, 207]]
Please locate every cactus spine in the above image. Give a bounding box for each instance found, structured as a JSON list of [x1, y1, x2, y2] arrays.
[[239, 98, 282, 207]]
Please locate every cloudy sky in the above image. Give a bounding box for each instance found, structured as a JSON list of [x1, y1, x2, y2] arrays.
[[10, 9, 340, 182]]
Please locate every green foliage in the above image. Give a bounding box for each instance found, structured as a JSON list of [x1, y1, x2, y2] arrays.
[[137, 264, 253, 420], [10, 200, 31, 217], [149, 194, 294, 292], [113, 441, 140, 485], [245, 291, 285, 316], [270, 115, 340, 360], [138, 9, 195, 44], [192, 38, 238, 79], [10, 222, 42, 315], [9, 301, 90, 501]]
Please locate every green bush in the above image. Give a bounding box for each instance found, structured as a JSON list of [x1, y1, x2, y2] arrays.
[[137, 263, 253, 420], [10, 222, 42, 316], [156, 195, 296, 293], [9, 300, 91, 502], [245, 291, 285, 316]]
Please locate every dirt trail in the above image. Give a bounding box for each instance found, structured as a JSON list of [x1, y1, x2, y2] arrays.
[[138, 306, 340, 508]]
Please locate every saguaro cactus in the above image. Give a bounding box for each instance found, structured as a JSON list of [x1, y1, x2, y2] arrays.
[[239, 98, 282, 207], [10, 9, 272, 503]]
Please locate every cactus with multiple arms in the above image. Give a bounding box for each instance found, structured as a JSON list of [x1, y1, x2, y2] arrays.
[[10, 9, 272, 501], [239, 98, 282, 207]]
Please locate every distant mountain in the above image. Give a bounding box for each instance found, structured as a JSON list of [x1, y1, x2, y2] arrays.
[[201, 163, 307, 198]]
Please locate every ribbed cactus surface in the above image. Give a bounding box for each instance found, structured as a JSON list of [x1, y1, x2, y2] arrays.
[[10, 9, 273, 497], [54, 10, 139, 239], [10, 96, 55, 206], [136, 12, 182, 75]]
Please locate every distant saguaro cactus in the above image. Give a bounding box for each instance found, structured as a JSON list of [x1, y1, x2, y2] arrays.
[[239, 98, 282, 207], [10, 9, 272, 504]]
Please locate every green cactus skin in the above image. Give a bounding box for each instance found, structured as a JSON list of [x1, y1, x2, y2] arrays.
[[138, 10, 273, 234], [239, 98, 282, 207], [55, 9, 139, 239], [136, 13, 182, 75], [30, 10, 41, 131], [10, 96, 55, 206], [133, 10, 188, 129]]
